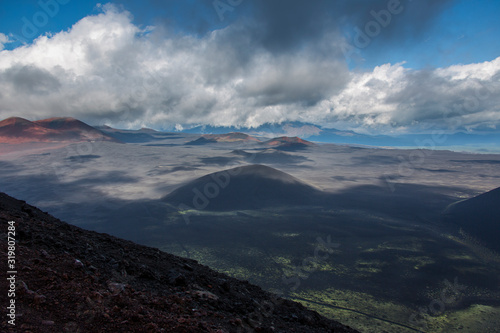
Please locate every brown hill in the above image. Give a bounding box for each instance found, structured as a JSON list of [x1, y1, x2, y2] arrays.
[[263, 137, 314, 150], [0, 117, 53, 142], [0, 192, 358, 332], [0, 117, 120, 143], [187, 133, 261, 145]]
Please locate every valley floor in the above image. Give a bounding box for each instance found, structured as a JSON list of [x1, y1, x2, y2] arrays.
[[1, 135, 499, 332]]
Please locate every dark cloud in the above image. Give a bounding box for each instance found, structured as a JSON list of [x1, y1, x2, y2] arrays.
[[116, 0, 456, 57], [352, 0, 455, 41], [1, 65, 61, 95], [235, 54, 347, 107], [385, 69, 456, 121], [249, 0, 456, 53], [196, 22, 264, 84], [249, 0, 333, 52]]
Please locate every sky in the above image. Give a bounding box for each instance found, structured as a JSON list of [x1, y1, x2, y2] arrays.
[[0, 0, 499, 134]]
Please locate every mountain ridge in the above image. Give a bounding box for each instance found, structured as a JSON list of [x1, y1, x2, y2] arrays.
[[0, 117, 121, 143]]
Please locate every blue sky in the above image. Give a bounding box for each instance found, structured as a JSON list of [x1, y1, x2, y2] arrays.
[[0, 0, 499, 134], [0, 1, 229, 49], [356, 0, 500, 68], [2, 0, 499, 68]]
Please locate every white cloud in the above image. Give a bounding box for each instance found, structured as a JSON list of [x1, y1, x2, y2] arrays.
[[0, 33, 9, 51], [0, 5, 498, 134], [306, 59, 500, 134]]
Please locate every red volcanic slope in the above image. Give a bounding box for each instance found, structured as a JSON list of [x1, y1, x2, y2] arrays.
[[0, 117, 120, 143], [201, 132, 261, 143], [0, 117, 55, 138], [263, 136, 315, 147]]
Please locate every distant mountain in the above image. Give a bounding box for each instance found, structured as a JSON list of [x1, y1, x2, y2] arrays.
[[443, 187, 500, 252], [186, 132, 261, 145], [181, 125, 243, 135], [0, 117, 120, 143], [163, 164, 323, 211], [0, 192, 358, 333], [179, 122, 381, 144], [179, 122, 500, 150], [96, 125, 181, 143]]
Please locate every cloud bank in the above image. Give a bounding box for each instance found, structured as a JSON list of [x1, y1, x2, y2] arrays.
[[0, 4, 498, 133]]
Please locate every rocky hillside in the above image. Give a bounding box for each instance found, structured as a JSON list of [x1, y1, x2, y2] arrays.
[[0, 192, 358, 333]]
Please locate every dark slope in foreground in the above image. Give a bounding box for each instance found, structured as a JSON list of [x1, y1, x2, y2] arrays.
[[163, 164, 324, 211], [443, 187, 500, 252], [0, 192, 358, 333]]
